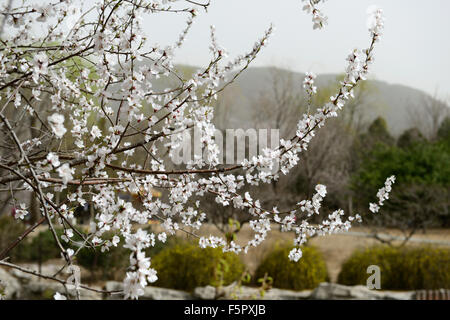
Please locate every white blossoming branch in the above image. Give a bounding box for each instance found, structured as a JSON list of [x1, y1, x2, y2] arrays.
[[301, 0, 328, 29], [369, 175, 396, 213], [0, 0, 393, 300]]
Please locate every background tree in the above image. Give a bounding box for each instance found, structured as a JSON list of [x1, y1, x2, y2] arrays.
[[409, 93, 450, 141], [351, 134, 450, 244]]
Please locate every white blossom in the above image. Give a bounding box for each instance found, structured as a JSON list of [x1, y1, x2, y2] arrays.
[[90, 125, 102, 140], [369, 203, 379, 213], [367, 5, 385, 39], [15, 203, 28, 220], [157, 232, 167, 243], [47, 152, 60, 167], [47, 114, 67, 138], [57, 163, 75, 185], [32, 52, 48, 83], [288, 247, 303, 262], [53, 292, 67, 300], [303, 72, 317, 95], [66, 248, 74, 258], [370, 175, 396, 213], [301, 0, 328, 29]]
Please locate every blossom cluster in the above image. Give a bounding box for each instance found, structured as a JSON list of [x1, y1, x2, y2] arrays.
[[367, 5, 385, 41], [369, 176, 396, 213], [303, 72, 317, 96]]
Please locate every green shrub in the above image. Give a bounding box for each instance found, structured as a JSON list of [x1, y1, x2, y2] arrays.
[[76, 244, 129, 281], [0, 215, 27, 260], [254, 245, 329, 291], [151, 241, 245, 291], [338, 246, 450, 290], [12, 225, 175, 281], [71, 230, 174, 281], [12, 228, 66, 262]]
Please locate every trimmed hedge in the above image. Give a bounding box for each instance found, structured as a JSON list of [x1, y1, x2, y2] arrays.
[[151, 241, 245, 291], [254, 245, 329, 291], [338, 246, 450, 290]]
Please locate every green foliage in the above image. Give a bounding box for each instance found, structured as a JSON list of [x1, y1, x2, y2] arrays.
[[76, 238, 129, 281], [349, 116, 394, 182], [368, 117, 389, 135], [397, 128, 426, 149], [351, 137, 450, 228], [254, 245, 328, 291], [13, 228, 65, 262], [353, 117, 395, 153], [338, 246, 450, 290], [351, 141, 450, 202], [437, 116, 450, 141], [225, 218, 241, 244], [151, 241, 245, 291], [256, 272, 273, 298]]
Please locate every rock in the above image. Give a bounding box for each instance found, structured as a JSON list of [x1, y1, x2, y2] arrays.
[[309, 282, 413, 300], [223, 285, 311, 300], [13, 263, 63, 279], [104, 281, 123, 294], [194, 285, 217, 300], [104, 281, 194, 300], [144, 286, 194, 300], [11, 263, 89, 282], [3, 262, 100, 300], [310, 282, 377, 299], [0, 267, 22, 299], [194, 283, 311, 300], [10, 268, 34, 282], [104, 281, 127, 300], [263, 288, 311, 300], [380, 290, 415, 300]]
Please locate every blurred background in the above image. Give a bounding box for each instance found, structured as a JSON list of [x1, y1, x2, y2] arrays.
[[0, 0, 449, 299]]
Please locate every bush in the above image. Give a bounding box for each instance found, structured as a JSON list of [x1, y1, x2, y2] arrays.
[[337, 246, 450, 290], [151, 241, 245, 291], [0, 215, 27, 260], [12, 225, 175, 281], [74, 229, 173, 281], [254, 245, 329, 291], [76, 239, 130, 281]]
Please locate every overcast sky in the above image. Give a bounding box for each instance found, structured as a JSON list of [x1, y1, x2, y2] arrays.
[[142, 0, 450, 100]]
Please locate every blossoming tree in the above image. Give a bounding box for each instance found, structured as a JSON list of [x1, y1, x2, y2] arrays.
[[0, 0, 394, 299]]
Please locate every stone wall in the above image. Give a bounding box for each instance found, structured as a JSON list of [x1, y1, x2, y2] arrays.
[[0, 266, 422, 300]]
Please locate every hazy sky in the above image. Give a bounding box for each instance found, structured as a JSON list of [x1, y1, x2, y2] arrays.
[[143, 0, 450, 99]]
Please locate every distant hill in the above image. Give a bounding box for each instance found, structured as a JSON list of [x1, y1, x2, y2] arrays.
[[146, 64, 446, 136]]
